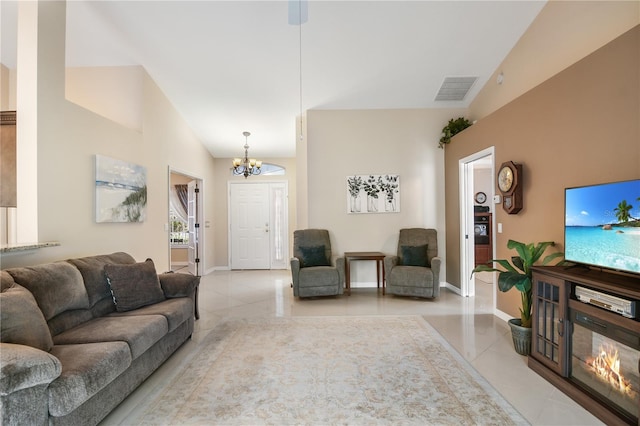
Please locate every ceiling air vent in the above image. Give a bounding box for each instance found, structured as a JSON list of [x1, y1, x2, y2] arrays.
[[435, 76, 478, 101]]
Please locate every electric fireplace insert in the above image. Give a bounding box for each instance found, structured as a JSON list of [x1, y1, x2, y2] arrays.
[[570, 307, 640, 423]]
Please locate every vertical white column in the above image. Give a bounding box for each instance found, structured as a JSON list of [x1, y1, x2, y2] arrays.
[[15, 0, 38, 243]]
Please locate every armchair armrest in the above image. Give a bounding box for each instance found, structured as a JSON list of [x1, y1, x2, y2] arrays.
[[430, 256, 442, 297], [334, 257, 345, 287], [0, 343, 61, 395], [290, 257, 301, 296], [384, 255, 398, 273]]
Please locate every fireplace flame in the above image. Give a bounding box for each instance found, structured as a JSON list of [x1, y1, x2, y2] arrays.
[[587, 344, 632, 394]]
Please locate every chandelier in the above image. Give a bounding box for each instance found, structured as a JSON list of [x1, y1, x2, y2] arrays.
[[232, 131, 262, 178]]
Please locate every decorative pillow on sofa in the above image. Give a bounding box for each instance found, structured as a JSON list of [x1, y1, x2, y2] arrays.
[[299, 245, 330, 267], [104, 259, 165, 312], [0, 271, 54, 352], [401, 244, 429, 267]]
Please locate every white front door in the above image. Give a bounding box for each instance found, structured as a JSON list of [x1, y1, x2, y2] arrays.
[[230, 183, 270, 269]]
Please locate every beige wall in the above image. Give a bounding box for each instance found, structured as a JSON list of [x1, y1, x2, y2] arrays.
[[212, 157, 297, 269], [445, 25, 640, 319], [66, 66, 144, 131], [0, 1, 218, 272], [1, 64, 16, 109], [305, 108, 466, 285], [470, 0, 640, 121]]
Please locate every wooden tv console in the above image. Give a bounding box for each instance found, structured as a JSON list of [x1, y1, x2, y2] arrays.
[[529, 266, 640, 425]]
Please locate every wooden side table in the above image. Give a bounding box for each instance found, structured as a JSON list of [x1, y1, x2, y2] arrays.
[[344, 252, 386, 295]]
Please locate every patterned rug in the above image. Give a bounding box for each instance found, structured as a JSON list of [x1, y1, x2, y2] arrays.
[[134, 316, 527, 425]]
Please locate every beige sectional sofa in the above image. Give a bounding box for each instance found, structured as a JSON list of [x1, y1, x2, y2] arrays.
[[0, 252, 199, 425]]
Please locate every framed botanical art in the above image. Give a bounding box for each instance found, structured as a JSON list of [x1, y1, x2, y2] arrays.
[[347, 174, 399, 214], [95, 155, 147, 222]]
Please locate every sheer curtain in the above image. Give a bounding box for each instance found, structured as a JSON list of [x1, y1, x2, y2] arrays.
[[170, 184, 188, 222]]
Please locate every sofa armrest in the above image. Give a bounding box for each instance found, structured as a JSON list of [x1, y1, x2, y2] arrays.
[[158, 273, 200, 319], [0, 343, 61, 395], [158, 273, 199, 298]]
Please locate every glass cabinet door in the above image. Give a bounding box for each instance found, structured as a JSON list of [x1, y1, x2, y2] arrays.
[[532, 272, 568, 376]]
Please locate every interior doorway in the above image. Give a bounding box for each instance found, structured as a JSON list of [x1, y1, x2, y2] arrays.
[[228, 181, 289, 270], [459, 147, 495, 304], [168, 169, 204, 275]]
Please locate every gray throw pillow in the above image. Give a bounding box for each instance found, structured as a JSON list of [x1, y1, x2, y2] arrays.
[[0, 272, 54, 352], [401, 244, 429, 267], [299, 245, 329, 267], [104, 259, 165, 312]]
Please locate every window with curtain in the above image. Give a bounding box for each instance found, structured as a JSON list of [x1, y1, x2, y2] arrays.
[[170, 184, 189, 246]]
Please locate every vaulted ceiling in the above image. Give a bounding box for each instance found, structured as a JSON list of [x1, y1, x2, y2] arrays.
[[2, 1, 546, 158]]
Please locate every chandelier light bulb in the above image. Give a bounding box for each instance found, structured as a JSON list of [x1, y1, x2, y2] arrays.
[[232, 131, 262, 178]]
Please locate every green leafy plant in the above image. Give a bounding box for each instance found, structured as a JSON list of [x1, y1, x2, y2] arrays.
[[472, 240, 564, 328], [438, 117, 472, 148]]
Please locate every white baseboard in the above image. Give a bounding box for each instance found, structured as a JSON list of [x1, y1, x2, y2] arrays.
[[349, 281, 383, 288], [494, 309, 511, 324], [442, 282, 462, 295]]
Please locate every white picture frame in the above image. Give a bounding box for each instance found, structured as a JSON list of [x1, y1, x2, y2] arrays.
[[347, 174, 400, 214]]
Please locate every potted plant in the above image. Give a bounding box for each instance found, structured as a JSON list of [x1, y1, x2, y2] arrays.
[[438, 117, 472, 148], [472, 240, 564, 355]]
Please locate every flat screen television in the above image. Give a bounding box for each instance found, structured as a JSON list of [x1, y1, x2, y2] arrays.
[[565, 179, 640, 275]]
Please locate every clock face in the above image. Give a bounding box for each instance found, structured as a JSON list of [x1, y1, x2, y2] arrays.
[[498, 166, 514, 193], [475, 192, 486, 204]]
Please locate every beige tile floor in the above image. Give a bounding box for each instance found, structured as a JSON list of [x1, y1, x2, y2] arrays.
[[101, 270, 604, 425]]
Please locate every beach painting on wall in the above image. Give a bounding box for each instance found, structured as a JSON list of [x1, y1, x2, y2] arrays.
[[95, 155, 147, 223], [347, 174, 400, 214]]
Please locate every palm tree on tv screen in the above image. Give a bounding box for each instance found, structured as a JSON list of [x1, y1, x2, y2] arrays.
[[614, 199, 637, 223]]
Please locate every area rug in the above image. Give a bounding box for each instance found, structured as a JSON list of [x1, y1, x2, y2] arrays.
[[134, 316, 527, 425]]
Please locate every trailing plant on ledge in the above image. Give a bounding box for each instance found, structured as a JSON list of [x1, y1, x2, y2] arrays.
[[438, 117, 472, 148]]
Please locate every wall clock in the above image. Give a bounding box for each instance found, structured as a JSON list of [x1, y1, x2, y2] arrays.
[[497, 161, 523, 214], [474, 191, 487, 204]]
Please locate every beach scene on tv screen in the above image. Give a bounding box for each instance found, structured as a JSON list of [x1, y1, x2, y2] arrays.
[[565, 180, 640, 274]]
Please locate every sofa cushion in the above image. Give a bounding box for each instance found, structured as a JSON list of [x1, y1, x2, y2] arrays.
[[299, 245, 329, 267], [48, 342, 131, 417], [104, 259, 165, 312], [0, 273, 53, 352], [401, 244, 429, 267], [52, 315, 168, 359], [298, 267, 340, 287], [66, 252, 136, 308], [108, 298, 193, 332], [388, 265, 435, 288], [7, 262, 89, 321]]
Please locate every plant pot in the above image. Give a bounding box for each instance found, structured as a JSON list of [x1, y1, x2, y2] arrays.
[[508, 318, 532, 356]]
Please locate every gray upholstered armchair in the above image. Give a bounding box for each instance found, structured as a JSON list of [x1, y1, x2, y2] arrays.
[[384, 228, 441, 298], [291, 229, 345, 298]]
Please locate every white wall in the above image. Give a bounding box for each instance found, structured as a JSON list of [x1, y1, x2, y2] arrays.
[[0, 1, 217, 272], [305, 108, 466, 285]]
